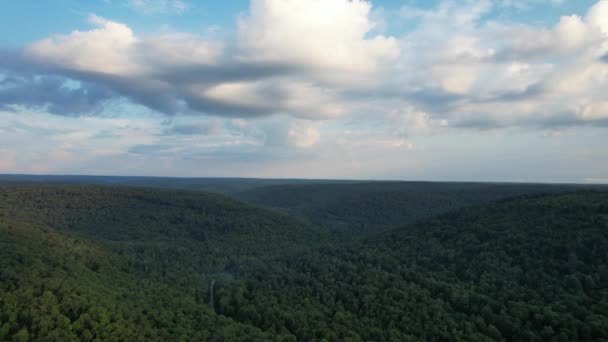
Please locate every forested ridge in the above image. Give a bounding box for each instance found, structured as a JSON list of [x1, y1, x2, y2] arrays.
[[1, 185, 608, 341], [221, 192, 608, 341], [234, 182, 599, 235], [0, 186, 325, 341], [0, 175, 357, 196]]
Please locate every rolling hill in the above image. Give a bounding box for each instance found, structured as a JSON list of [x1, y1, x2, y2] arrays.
[[0, 185, 325, 341], [217, 191, 608, 341], [235, 181, 602, 235], [1, 184, 607, 341], [0, 174, 358, 196]]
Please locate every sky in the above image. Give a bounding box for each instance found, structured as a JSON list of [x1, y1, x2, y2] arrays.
[[0, 0, 607, 182]]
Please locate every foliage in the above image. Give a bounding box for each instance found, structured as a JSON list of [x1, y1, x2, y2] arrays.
[[235, 181, 601, 236], [219, 192, 608, 340], [1, 185, 608, 341], [0, 186, 323, 341]]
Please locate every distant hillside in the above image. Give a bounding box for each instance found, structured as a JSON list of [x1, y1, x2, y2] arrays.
[[219, 191, 608, 341], [0, 185, 325, 341], [0, 174, 358, 195], [4, 176, 605, 238], [235, 181, 603, 235], [0, 186, 325, 244], [2, 185, 607, 341]]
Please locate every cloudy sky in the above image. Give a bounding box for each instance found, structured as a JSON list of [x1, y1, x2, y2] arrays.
[[0, 0, 607, 182]]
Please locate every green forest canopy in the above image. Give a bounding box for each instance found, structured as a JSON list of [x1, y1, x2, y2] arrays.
[[1, 184, 607, 341]]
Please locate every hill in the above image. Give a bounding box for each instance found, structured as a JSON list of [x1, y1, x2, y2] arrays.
[[216, 191, 608, 341], [235, 181, 602, 235], [0, 185, 325, 341], [0, 174, 358, 196], [3, 175, 605, 239], [1, 185, 608, 341]]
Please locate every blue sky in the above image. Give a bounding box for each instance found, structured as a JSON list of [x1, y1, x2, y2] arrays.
[[0, 0, 607, 182], [0, 0, 596, 45]]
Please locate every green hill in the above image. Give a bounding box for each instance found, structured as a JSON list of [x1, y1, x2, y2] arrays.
[[0, 186, 325, 341], [1, 185, 607, 341], [0, 185, 325, 243], [235, 181, 601, 235], [214, 192, 608, 341], [0, 174, 358, 196]]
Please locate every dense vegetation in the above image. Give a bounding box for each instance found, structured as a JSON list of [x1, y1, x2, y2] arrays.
[[0, 175, 354, 196], [1, 184, 607, 341], [0, 186, 324, 341], [221, 192, 608, 341], [235, 182, 598, 235]]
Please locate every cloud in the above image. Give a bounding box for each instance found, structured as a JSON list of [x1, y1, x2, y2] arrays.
[[128, 143, 169, 155], [0, 108, 162, 174], [0, 75, 114, 116], [200, 80, 345, 119], [391, 0, 608, 129], [236, 0, 399, 74], [587, 0, 608, 35], [578, 101, 608, 121], [140, 33, 223, 68], [234, 115, 323, 149], [25, 15, 138, 75], [24, 14, 222, 76], [387, 106, 444, 137], [12, 10, 356, 119], [0, 148, 17, 172], [163, 121, 220, 135], [0, 0, 607, 135], [491, 10, 606, 59], [287, 122, 320, 148]]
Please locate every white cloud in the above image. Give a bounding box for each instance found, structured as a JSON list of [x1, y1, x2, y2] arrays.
[[5, 0, 608, 134], [140, 33, 223, 67], [25, 14, 138, 75], [393, 0, 608, 129], [24, 15, 221, 76], [388, 106, 442, 137], [236, 0, 399, 73], [498, 13, 605, 57], [288, 122, 321, 148], [587, 0, 608, 35], [579, 101, 608, 120], [2, 0, 608, 180]]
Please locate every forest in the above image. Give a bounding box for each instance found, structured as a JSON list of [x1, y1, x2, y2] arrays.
[[1, 181, 607, 341]]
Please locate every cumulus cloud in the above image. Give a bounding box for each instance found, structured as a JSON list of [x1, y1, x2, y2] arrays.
[[13, 3, 375, 119], [25, 15, 139, 76], [493, 4, 607, 59], [236, 0, 399, 73], [392, 0, 608, 129], [1, 0, 607, 136], [24, 14, 222, 76], [587, 0, 608, 34]]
